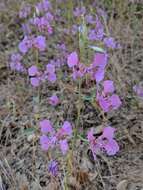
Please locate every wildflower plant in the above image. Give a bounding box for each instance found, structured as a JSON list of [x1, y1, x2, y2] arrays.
[[39, 120, 72, 155], [87, 126, 119, 160], [10, 0, 122, 182]]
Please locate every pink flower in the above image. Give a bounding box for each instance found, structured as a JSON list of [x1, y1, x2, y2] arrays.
[[89, 53, 108, 82], [40, 135, 50, 151], [11, 53, 22, 62], [36, 0, 51, 13], [39, 120, 72, 155], [59, 139, 69, 155], [31, 16, 53, 34], [109, 94, 122, 110], [87, 126, 119, 159], [103, 80, 115, 94], [87, 129, 100, 160], [104, 37, 116, 49], [99, 127, 119, 155], [67, 51, 78, 68], [85, 15, 95, 24], [49, 95, 59, 106], [88, 28, 104, 41], [44, 64, 57, 83], [72, 63, 87, 80], [10, 62, 25, 72], [97, 80, 122, 112], [30, 77, 40, 87], [57, 121, 72, 138], [48, 160, 59, 176], [98, 94, 122, 112], [62, 121, 72, 136], [18, 36, 32, 54], [102, 126, 115, 139], [19, 35, 46, 54], [47, 73, 56, 83], [28, 65, 38, 76], [46, 64, 55, 73], [98, 95, 110, 112], [73, 7, 86, 17], [28, 65, 41, 87], [45, 12, 54, 22], [39, 119, 54, 134], [33, 35, 46, 51], [93, 68, 105, 82], [10, 53, 25, 72], [92, 53, 108, 69]]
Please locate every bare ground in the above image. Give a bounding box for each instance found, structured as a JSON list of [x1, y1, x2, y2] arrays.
[[0, 0, 143, 189]]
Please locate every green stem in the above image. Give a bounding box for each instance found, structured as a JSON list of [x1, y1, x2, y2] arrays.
[[36, 49, 40, 98], [67, 0, 73, 30], [77, 134, 88, 143]]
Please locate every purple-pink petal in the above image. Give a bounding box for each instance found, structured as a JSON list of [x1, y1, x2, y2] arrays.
[[48, 160, 58, 176], [104, 37, 116, 49], [94, 68, 105, 82], [102, 126, 115, 139], [39, 119, 54, 134], [98, 96, 110, 112], [62, 121, 72, 136], [18, 41, 29, 54], [103, 80, 115, 94], [28, 65, 38, 76], [48, 73, 57, 83], [87, 128, 95, 142], [93, 53, 108, 69], [110, 94, 122, 110], [18, 36, 32, 54], [104, 139, 119, 155], [33, 35, 46, 51], [59, 139, 69, 155], [30, 77, 40, 87], [49, 95, 59, 106], [67, 51, 78, 68], [40, 135, 50, 151], [46, 64, 55, 73]]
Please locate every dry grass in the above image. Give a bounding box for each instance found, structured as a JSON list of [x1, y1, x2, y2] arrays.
[[0, 0, 143, 189]]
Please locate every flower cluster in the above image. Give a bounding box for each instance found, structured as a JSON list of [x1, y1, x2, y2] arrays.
[[28, 65, 41, 87], [88, 15, 104, 41], [89, 53, 108, 82], [67, 50, 121, 112], [48, 160, 59, 177], [9, 1, 123, 171], [39, 120, 72, 155], [97, 80, 122, 112], [44, 64, 57, 83], [85, 11, 120, 49], [67, 51, 108, 82], [28, 63, 57, 87], [10, 53, 25, 72], [19, 35, 46, 54], [36, 0, 52, 13], [9, 0, 56, 88], [30, 13, 53, 34], [104, 37, 116, 49], [73, 7, 86, 17], [87, 126, 119, 160]]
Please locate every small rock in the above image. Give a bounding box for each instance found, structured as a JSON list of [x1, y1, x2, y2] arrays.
[[117, 180, 128, 190]]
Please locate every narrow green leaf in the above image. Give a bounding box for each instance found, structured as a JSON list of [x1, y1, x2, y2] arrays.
[[88, 45, 105, 53]]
